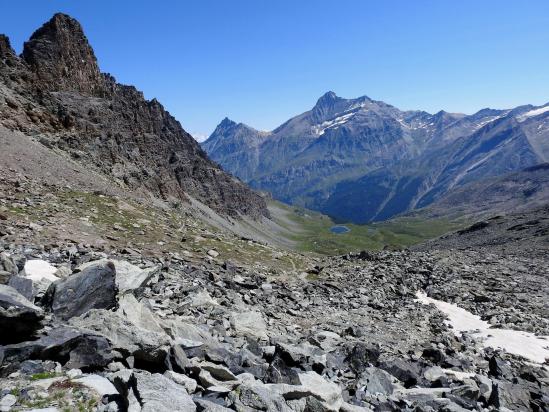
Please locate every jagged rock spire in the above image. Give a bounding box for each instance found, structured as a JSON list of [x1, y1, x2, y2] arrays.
[[22, 13, 104, 95]]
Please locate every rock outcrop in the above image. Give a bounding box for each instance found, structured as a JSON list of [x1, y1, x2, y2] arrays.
[[0, 13, 268, 220], [21, 13, 104, 95]]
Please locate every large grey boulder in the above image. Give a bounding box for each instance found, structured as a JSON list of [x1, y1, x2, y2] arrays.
[[189, 359, 238, 382], [228, 380, 293, 412], [295, 371, 343, 410], [489, 380, 532, 410], [0, 284, 44, 344], [70, 309, 171, 367], [7, 276, 34, 301], [358, 367, 396, 396], [48, 260, 117, 320], [117, 294, 164, 334], [78, 259, 158, 294], [114, 370, 196, 412], [1, 326, 116, 370], [266, 371, 344, 411], [163, 370, 197, 394], [276, 341, 327, 367], [0, 252, 18, 277], [230, 310, 268, 341]]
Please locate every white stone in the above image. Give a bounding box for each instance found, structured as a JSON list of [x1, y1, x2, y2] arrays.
[[66, 368, 83, 379], [0, 394, 17, 412], [74, 374, 118, 396], [23, 260, 59, 283]]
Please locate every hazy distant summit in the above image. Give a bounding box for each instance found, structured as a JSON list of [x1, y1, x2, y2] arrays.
[[203, 91, 549, 223]]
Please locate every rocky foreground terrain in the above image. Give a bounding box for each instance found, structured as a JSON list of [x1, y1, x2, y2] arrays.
[[1, 164, 548, 411]]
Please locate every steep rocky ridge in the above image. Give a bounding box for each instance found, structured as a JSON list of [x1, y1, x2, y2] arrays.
[[0, 13, 268, 220], [414, 203, 549, 258], [415, 163, 549, 219], [203, 92, 549, 223]]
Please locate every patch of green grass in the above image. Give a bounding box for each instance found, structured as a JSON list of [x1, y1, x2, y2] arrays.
[[269, 200, 464, 255], [30, 371, 59, 380]]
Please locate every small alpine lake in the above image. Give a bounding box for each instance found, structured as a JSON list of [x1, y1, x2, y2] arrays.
[[330, 225, 350, 234]]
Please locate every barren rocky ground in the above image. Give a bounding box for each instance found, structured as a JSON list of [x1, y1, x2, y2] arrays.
[[1, 162, 548, 411]]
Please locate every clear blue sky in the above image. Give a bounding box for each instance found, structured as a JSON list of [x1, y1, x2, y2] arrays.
[[1, 1, 548, 140]]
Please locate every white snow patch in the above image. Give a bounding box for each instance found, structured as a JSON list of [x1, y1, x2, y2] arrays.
[[23, 259, 59, 283], [312, 112, 356, 136], [474, 115, 501, 129], [416, 291, 549, 364], [517, 105, 549, 122], [346, 101, 370, 111], [397, 119, 411, 129]]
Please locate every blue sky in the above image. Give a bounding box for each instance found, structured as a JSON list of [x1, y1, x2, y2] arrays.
[[1, 1, 548, 140]]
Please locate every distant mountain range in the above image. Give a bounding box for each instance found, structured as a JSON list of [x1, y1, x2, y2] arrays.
[[202, 92, 549, 223]]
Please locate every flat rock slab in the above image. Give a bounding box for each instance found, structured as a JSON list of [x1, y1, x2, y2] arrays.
[[230, 310, 268, 341], [133, 371, 196, 412], [74, 374, 118, 396]]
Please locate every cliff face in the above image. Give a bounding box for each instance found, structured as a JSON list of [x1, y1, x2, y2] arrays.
[[0, 13, 268, 219]]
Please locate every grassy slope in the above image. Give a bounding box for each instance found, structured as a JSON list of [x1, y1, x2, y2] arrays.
[[3, 186, 309, 274], [268, 200, 464, 255]]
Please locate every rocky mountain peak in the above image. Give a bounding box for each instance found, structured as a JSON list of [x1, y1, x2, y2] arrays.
[[207, 118, 239, 140], [0, 13, 269, 220], [21, 13, 104, 95], [314, 91, 339, 107], [311, 91, 345, 122], [218, 116, 238, 129]]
